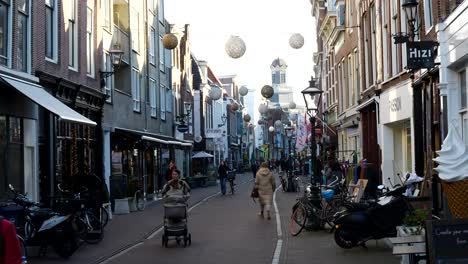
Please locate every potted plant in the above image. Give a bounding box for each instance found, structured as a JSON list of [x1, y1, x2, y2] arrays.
[[112, 174, 130, 215], [126, 178, 138, 212], [403, 209, 429, 235]]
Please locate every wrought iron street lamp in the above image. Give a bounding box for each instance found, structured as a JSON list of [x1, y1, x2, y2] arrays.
[[402, 0, 419, 39], [99, 49, 124, 88], [176, 102, 192, 133], [301, 77, 323, 185]]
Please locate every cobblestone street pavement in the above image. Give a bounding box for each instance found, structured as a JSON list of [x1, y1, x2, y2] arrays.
[[30, 173, 401, 264]]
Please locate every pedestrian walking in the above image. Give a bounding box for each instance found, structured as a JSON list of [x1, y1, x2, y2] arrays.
[[0, 216, 22, 264], [218, 160, 229, 195], [162, 169, 191, 198], [165, 160, 177, 182], [254, 162, 276, 220], [251, 161, 258, 179]]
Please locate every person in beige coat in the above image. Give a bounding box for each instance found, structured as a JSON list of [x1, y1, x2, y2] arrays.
[[255, 162, 276, 220]]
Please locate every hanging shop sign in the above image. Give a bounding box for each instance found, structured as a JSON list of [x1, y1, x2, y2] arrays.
[[406, 41, 437, 70], [206, 128, 223, 138]]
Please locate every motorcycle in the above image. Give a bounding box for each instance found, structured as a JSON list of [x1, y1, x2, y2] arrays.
[[333, 176, 421, 249], [8, 184, 79, 258]]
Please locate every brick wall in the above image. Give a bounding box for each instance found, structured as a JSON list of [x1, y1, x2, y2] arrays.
[[31, 0, 100, 91]]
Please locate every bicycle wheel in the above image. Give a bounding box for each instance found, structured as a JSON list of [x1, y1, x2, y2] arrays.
[[83, 211, 104, 244], [324, 199, 345, 227], [17, 234, 28, 261], [135, 190, 146, 211], [100, 206, 110, 228], [290, 203, 307, 236], [229, 180, 235, 194]]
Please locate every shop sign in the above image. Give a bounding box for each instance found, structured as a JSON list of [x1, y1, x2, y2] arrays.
[[407, 41, 437, 70], [389, 97, 402, 112], [206, 128, 223, 138]]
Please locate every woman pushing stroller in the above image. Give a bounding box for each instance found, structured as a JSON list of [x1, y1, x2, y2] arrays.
[[161, 169, 192, 247], [162, 169, 191, 199]]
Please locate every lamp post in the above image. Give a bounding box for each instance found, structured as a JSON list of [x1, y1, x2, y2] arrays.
[[301, 77, 323, 185], [402, 0, 419, 41], [99, 49, 124, 89], [176, 102, 192, 133]]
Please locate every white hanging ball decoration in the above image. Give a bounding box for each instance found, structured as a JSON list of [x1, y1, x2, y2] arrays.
[[274, 120, 282, 128], [289, 101, 297, 109], [239, 86, 249, 96], [258, 104, 268, 114], [289, 33, 305, 49], [209, 85, 222, 100], [290, 113, 298, 121], [269, 126, 275, 132], [225, 36, 246, 59]]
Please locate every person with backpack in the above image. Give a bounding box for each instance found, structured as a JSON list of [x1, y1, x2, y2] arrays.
[[0, 216, 22, 264]]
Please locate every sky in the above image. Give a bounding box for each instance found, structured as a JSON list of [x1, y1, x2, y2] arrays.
[[165, 0, 317, 120]]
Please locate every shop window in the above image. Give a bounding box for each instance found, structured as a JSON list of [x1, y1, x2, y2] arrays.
[[404, 124, 412, 173], [0, 116, 24, 199]]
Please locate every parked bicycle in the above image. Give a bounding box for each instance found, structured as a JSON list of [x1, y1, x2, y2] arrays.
[[55, 184, 104, 244], [289, 176, 347, 236], [227, 170, 236, 195]]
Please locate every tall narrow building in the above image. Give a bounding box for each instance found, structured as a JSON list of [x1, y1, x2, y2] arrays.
[[270, 58, 293, 109]]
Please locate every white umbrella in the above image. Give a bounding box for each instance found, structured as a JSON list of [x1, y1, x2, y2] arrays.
[[192, 151, 214, 158]]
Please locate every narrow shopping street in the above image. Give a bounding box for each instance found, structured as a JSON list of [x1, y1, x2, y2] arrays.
[[29, 173, 398, 264]]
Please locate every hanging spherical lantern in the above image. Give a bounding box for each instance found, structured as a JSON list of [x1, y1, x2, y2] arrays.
[[258, 103, 268, 114], [269, 126, 275, 132], [239, 86, 249, 96], [230, 103, 239, 111], [209, 85, 222, 101], [289, 101, 297, 109], [261, 85, 274, 99], [243, 114, 251, 122], [290, 113, 298, 121], [162, 33, 179, 49], [274, 120, 283, 128], [225, 36, 246, 59], [289, 33, 304, 49]]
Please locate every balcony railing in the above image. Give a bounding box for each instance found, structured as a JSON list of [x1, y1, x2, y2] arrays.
[[112, 25, 130, 64]]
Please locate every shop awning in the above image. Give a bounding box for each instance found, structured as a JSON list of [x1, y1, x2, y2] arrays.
[[192, 151, 214, 158], [0, 74, 96, 126], [142, 135, 168, 144], [356, 98, 376, 112]]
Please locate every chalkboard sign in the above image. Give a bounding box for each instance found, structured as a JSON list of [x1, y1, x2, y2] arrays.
[[426, 219, 468, 264]]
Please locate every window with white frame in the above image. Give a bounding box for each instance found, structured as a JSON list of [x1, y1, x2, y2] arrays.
[[370, 5, 376, 85], [86, 7, 94, 76], [149, 28, 155, 64], [17, 0, 29, 72], [69, 0, 78, 69], [131, 68, 141, 112], [159, 34, 164, 70], [0, 0, 10, 66], [102, 0, 111, 30], [460, 70, 468, 144], [391, 0, 398, 76], [363, 13, 370, 87], [158, 0, 164, 23], [45, 0, 57, 61], [149, 78, 157, 117], [148, 0, 155, 13], [354, 49, 359, 103], [160, 83, 166, 120], [166, 86, 172, 113], [424, 0, 433, 31], [348, 55, 353, 108], [400, 4, 408, 70], [131, 8, 139, 52], [103, 53, 113, 103], [381, 0, 389, 80]]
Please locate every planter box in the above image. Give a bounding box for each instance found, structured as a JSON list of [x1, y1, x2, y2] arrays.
[[128, 197, 137, 212], [113, 198, 130, 215]]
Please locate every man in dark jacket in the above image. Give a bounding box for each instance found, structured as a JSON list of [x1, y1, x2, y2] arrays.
[[251, 161, 258, 178], [218, 160, 229, 195], [0, 216, 22, 264]]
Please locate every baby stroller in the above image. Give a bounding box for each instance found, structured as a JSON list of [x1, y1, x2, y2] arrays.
[[162, 194, 192, 247]]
